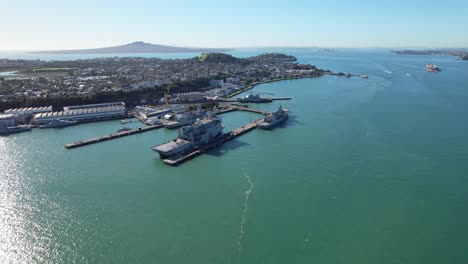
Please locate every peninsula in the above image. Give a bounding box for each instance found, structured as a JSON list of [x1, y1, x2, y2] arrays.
[[0, 52, 326, 111], [392, 49, 468, 60], [29, 41, 231, 54]]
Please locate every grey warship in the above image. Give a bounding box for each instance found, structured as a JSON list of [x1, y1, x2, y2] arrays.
[[164, 108, 210, 129], [152, 117, 224, 158], [258, 105, 288, 129]]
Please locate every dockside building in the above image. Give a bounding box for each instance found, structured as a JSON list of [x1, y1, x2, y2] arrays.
[[32, 102, 126, 125], [4, 106, 52, 123]]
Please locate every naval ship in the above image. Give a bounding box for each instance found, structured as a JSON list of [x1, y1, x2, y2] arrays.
[[164, 108, 211, 129], [0, 124, 32, 135], [237, 93, 272, 103], [152, 117, 224, 158], [258, 105, 288, 129], [39, 119, 78, 128]]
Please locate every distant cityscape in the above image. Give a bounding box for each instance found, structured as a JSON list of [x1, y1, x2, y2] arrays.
[[0, 53, 325, 113]]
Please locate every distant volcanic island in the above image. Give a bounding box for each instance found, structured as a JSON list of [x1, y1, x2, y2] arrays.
[[29, 41, 231, 54], [392, 49, 468, 60]]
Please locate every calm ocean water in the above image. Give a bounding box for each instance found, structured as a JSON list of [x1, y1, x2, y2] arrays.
[[1, 49, 468, 263]]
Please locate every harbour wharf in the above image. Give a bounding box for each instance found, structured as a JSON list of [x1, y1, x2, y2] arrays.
[[231, 105, 271, 115], [226, 97, 291, 102], [269, 97, 292, 101], [214, 106, 237, 115], [64, 124, 163, 149], [161, 118, 264, 166]]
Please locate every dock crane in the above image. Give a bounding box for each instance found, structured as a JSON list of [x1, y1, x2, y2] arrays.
[[164, 83, 174, 106]]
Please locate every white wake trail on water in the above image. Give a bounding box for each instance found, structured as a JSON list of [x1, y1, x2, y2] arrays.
[[237, 168, 254, 252]]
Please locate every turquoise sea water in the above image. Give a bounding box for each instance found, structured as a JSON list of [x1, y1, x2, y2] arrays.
[[1, 50, 468, 263]]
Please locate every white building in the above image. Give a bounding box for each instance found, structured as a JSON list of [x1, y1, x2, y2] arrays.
[[4, 106, 52, 122], [64, 102, 125, 111], [33, 102, 126, 125], [135, 106, 172, 120], [0, 114, 16, 128]]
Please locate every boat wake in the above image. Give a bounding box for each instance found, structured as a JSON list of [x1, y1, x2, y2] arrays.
[[237, 168, 254, 252], [384, 69, 392, 74]]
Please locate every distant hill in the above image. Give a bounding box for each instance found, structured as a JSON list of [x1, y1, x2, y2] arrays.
[[391, 49, 468, 61], [198, 53, 240, 63], [29, 41, 231, 54]]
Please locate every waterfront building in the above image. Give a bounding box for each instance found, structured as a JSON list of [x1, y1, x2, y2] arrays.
[[32, 102, 126, 125], [4, 106, 52, 122], [137, 108, 172, 120], [0, 114, 16, 127], [64, 102, 125, 111]]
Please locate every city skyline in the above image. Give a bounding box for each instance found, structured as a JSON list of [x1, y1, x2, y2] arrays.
[[1, 0, 468, 50]]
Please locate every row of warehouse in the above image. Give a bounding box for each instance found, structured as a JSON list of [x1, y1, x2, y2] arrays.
[[32, 102, 126, 125], [1, 102, 127, 127]]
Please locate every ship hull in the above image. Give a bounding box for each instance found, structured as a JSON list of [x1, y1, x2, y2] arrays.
[[153, 117, 224, 159], [258, 114, 288, 129], [153, 133, 224, 159], [0, 126, 32, 135], [39, 122, 77, 128]]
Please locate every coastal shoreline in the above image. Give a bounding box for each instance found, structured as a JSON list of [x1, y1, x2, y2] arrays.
[[227, 73, 328, 98], [226, 71, 368, 98]]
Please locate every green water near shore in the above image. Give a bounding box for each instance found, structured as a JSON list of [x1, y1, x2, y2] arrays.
[[1, 50, 468, 263]]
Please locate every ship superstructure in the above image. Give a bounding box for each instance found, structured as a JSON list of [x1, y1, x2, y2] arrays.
[[153, 117, 224, 158]]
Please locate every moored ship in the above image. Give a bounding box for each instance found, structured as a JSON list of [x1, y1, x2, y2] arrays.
[[152, 117, 224, 158], [0, 124, 32, 134], [237, 93, 272, 103], [164, 108, 211, 129], [116, 127, 133, 133], [425, 64, 440, 72], [258, 105, 288, 129], [39, 119, 78, 128]]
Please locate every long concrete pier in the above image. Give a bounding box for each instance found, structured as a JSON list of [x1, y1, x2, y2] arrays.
[[226, 97, 291, 102], [231, 105, 271, 115], [64, 105, 269, 150], [64, 124, 163, 149], [269, 97, 292, 101], [161, 118, 265, 166]]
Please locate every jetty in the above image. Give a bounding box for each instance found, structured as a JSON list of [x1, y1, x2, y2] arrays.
[[161, 118, 265, 166], [64, 124, 163, 149], [226, 97, 291, 102], [63, 105, 264, 150], [270, 97, 292, 101], [161, 106, 273, 166], [231, 105, 271, 115]]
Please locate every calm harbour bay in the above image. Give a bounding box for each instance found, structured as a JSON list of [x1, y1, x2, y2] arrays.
[[1, 49, 468, 263]]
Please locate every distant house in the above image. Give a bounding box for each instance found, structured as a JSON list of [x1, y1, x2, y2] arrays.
[[210, 79, 224, 87], [226, 77, 240, 84], [176, 92, 205, 102]]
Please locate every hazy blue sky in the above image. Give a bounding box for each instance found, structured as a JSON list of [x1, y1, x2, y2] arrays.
[[1, 0, 467, 50]]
